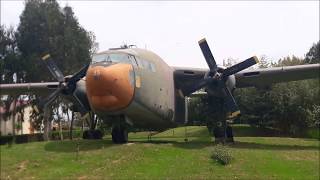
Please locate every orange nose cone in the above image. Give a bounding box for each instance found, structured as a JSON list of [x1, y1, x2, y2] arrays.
[[86, 63, 134, 112]]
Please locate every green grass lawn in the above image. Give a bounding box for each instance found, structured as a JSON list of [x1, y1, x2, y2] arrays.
[[1, 126, 319, 180]]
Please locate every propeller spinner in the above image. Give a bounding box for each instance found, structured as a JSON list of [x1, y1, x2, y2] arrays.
[[185, 38, 259, 117]]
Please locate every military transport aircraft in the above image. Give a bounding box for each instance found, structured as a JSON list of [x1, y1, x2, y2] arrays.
[[0, 38, 319, 143]]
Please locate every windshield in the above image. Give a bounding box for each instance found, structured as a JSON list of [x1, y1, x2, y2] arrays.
[[92, 53, 132, 64]]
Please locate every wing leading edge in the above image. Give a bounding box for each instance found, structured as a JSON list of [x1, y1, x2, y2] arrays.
[[0, 82, 59, 96]]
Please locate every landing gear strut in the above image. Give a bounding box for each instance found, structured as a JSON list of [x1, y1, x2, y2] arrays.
[[82, 111, 103, 139], [112, 124, 128, 144], [212, 125, 234, 144]]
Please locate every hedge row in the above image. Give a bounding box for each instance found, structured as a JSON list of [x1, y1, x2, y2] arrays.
[[0, 130, 83, 145], [0, 133, 44, 145]]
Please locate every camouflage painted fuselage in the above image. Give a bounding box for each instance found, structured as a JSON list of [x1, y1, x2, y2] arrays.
[[89, 48, 177, 129]]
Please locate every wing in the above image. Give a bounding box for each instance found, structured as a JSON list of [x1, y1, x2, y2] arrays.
[[235, 64, 320, 88], [0, 82, 59, 96], [173, 64, 320, 94], [173, 67, 207, 96]]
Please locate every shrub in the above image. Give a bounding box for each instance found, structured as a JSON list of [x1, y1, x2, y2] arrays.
[[305, 128, 320, 139], [49, 130, 83, 140], [0, 135, 13, 145], [211, 144, 233, 165]]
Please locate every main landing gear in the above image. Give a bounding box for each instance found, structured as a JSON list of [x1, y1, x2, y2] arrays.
[[211, 123, 234, 144], [111, 124, 128, 144], [205, 98, 235, 144]]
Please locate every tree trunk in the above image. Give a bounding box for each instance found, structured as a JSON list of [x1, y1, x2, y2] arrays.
[[11, 97, 17, 137], [82, 117, 84, 132], [59, 118, 63, 140], [66, 108, 71, 139], [69, 110, 74, 140], [43, 106, 50, 141]]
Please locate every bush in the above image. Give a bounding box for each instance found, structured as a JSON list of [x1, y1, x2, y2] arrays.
[[305, 128, 320, 139], [49, 130, 83, 140], [211, 144, 233, 165]]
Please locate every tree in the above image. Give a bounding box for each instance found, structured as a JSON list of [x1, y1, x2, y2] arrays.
[[16, 0, 64, 82], [1, 1, 96, 138], [305, 41, 320, 64], [235, 55, 319, 136], [16, 0, 97, 82], [0, 25, 23, 84]]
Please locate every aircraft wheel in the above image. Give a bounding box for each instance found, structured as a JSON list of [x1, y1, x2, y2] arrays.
[[93, 130, 103, 139], [120, 128, 128, 143], [112, 126, 128, 144], [82, 130, 89, 139], [213, 126, 224, 144], [226, 126, 234, 143], [83, 130, 102, 139]]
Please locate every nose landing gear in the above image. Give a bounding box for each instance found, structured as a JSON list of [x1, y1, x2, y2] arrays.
[[82, 129, 103, 139]]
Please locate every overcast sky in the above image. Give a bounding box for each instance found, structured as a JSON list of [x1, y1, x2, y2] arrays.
[[1, 1, 319, 68]]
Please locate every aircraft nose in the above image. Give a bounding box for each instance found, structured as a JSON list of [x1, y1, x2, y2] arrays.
[[86, 63, 135, 112]]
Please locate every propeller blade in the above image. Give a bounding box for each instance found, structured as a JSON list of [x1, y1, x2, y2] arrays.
[[183, 78, 212, 96], [39, 88, 62, 108], [68, 64, 90, 83], [72, 86, 91, 114], [41, 54, 65, 82], [72, 99, 89, 115], [198, 38, 218, 72], [222, 56, 259, 77], [223, 87, 240, 118]]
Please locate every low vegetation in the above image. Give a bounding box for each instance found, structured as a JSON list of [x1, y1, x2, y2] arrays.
[[1, 126, 319, 179], [211, 144, 233, 165]]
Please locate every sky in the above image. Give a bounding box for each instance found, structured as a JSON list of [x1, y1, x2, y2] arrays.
[[1, 1, 319, 68]]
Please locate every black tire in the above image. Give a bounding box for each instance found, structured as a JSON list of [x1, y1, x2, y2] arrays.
[[120, 128, 128, 143], [226, 126, 234, 143], [83, 130, 102, 139], [112, 126, 128, 144], [83, 130, 89, 139], [111, 127, 120, 143], [93, 130, 103, 139]]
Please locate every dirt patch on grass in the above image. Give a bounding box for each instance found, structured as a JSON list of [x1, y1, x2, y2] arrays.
[[283, 152, 318, 161], [16, 160, 29, 172], [77, 176, 88, 180]]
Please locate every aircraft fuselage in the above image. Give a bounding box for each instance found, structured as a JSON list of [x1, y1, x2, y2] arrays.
[[85, 48, 177, 129]]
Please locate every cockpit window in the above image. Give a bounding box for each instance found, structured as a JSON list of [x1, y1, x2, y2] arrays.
[[92, 53, 133, 64]]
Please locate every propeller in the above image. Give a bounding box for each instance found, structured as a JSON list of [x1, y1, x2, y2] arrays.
[[185, 38, 259, 117], [39, 54, 90, 113]]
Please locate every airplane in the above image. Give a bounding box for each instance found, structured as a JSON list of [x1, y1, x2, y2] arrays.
[[0, 38, 319, 143]]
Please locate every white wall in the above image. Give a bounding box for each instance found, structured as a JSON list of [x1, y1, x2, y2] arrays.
[[0, 106, 39, 135]]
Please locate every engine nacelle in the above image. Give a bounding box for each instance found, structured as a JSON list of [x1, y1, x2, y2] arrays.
[[205, 66, 236, 97]]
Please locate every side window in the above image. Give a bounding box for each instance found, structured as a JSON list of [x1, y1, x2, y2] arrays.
[[128, 55, 138, 67], [135, 58, 144, 69], [134, 57, 156, 72], [142, 60, 150, 70], [150, 63, 156, 72]]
